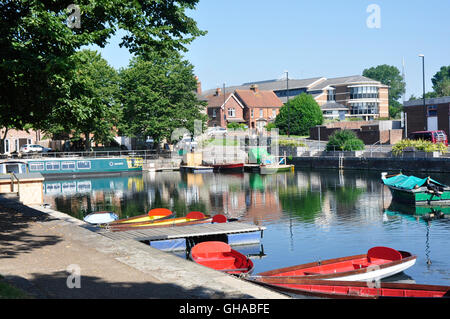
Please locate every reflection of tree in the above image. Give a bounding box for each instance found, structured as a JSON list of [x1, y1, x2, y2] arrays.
[[278, 188, 323, 222], [331, 187, 364, 208]]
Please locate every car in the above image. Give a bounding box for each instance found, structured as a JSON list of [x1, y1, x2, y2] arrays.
[[206, 127, 227, 136], [19, 144, 52, 153]]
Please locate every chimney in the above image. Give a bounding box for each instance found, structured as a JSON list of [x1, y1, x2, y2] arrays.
[[250, 84, 259, 93], [195, 76, 202, 95], [215, 87, 221, 96]]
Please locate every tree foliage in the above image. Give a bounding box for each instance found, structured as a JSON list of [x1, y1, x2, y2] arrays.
[[43, 49, 121, 150], [0, 0, 205, 131], [274, 93, 323, 136], [119, 51, 207, 143], [363, 64, 405, 119], [431, 66, 450, 97], [326, 130, 365, 151]]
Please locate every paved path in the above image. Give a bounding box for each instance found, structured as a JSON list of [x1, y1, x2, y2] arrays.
[[0, 196, 287, 299]]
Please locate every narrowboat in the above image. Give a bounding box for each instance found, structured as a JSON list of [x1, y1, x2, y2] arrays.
[[382, 172, 450, 205], [24, 157, 143, 178], [255, 246, 416, 282]]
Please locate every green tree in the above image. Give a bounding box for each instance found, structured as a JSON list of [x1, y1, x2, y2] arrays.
[[274, 93, 323, 136], [119, 51, 207, 143], [326, 130, 365, 151], [431, 66, 450, 97], [362, 64, 406, 119], [0, 0, 205, 131], [43, 50, 121, 150]]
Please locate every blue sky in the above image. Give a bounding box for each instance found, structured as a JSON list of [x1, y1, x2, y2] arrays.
[[97, 0, 449, 100]]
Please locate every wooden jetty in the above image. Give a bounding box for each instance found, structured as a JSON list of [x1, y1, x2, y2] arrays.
[[92, 221, 266, 251]]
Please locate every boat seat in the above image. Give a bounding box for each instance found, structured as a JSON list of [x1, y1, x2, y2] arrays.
[[352, 263, 369, 269], [367, 246, 402, 263], [186, 211, 206, 219]]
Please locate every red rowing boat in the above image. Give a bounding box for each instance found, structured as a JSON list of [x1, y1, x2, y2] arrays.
[[256, 246, 416, 282], [190, 241, 254, 275], [212, 162, 244, 173], [247, 277, 450, 299]]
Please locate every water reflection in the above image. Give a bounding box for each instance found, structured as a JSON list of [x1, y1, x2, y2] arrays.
[[43, 169, 450, 286]]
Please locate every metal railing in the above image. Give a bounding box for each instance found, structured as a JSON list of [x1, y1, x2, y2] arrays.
[[3, 149, 175, 161]]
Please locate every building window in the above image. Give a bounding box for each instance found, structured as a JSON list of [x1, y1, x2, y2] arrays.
[[227, 108, 235, 118], [350, 102, 379, 115], [212, 109, 216, 118], [427, 105, 437, 117], [251, 109, 254, 118], [259, 109, 263, 118], [327, 89, 336, 101], [350, 86, 378, 99], [272, 109, 277, 118], [4, 139, 10, 153]]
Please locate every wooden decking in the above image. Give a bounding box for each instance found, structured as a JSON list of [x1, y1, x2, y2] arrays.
[[93, 221, 266, 243]]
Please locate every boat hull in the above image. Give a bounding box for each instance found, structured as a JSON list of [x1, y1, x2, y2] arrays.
[[387, 186, 450, 205], [190, 241, 254, 275], [256, 247, 417, 282], [248, 277, 450, 299], [212, 163, 244, 173], [260, 164, 294, 175]]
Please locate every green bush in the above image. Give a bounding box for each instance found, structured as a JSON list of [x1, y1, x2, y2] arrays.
[[278, 139, 307, 147], [326, 130, 365, 151], [274, 93, 323, 136], [392, 139, 447, 156]]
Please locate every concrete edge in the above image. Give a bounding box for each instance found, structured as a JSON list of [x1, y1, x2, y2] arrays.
[[2, 197, 288, 299]]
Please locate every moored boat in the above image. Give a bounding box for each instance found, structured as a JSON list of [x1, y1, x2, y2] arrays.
[[190, 241, 254, 275], [259, 164, 294, 175], [382, 172, 450, 205], [83, 211, 119, 224], [107, 211, 226, 231], [247, 277, 450, 299], [255, 246, 416, 282], [211, 162, 244, 173], [110, 208, 174, 225]]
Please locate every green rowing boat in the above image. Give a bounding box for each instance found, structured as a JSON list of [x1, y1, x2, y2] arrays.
[[382, 173, 450, 205]]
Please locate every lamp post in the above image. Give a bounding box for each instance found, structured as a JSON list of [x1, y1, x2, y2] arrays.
[[285, 70, 290, 137], [419, 54, 426, 130]]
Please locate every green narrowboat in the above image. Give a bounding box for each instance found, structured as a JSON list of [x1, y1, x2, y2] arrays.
[[24, 157, 143, 178], [382, 172, 450, 205]]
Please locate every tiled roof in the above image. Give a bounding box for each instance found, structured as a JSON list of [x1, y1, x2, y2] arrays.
[[205, 92, 234, 107], [308, 75, 385, 91], [234, 89, 283, 108]]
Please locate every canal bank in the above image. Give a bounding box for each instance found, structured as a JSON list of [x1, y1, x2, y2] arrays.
[[0, 196, 286, 299], [288, 156, 450, 173]]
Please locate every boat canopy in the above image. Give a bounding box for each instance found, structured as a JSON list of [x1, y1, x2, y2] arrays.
[[248, 147, 273, 164], [382, 174, 447, 190]]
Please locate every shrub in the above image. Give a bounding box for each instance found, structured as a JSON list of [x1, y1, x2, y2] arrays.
[[392, 139, 447, 156], [326, 130, 365, 151]]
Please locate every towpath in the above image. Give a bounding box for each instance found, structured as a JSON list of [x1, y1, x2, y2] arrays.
[[0, 196, 287, 299]]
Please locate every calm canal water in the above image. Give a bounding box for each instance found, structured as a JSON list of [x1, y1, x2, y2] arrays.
[[43, 169, 450, 286]]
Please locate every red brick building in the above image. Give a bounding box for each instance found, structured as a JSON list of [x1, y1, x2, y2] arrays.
[[205, 85, 283, 130]]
